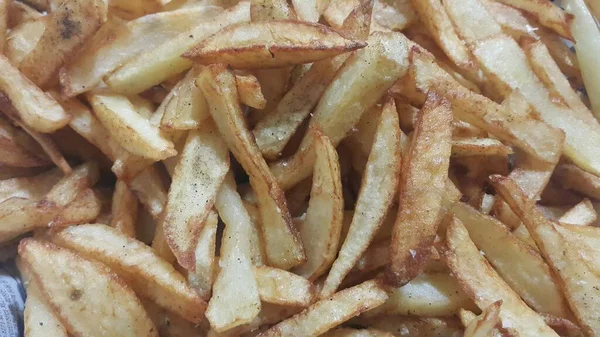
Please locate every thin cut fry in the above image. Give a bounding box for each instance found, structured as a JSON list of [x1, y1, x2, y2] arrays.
[[19, 239, 157, 337], [110, 180, 139, 237], [386, 92, 452, 287], [197, 64, 305, 270], [163, 122, 229, 270], [321, 98, 401, 297], [254, 265, 315, 307]]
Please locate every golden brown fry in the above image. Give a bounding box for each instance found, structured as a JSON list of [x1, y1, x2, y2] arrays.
[[553, 162, 600, 199], [110, 180, 139, 237], [12, 120, 72, 174], [235, 73, 267, 109], [163, 122, 229, 270], [108, 0, 161, 20], [451, 138, 513, 158], [491, 175, 600, 336], [257, 280, 388, 337], [18, 0, 106, 88], [493, 0, 573, 39], [0, 117, 49, 168], [443, 217, 559, 337], [254, 265, 315, 307], [250, 0, 296, 22], [161, 66, 211, 131], [293, 129, 343, 281], [0, 169, 62, 203], [130, 165, 168, 219], [5, 18, 46, 66], [8, 2, 44, 28], [463, 301, 502, 337], [386, 92, 452, 287], [19, 239, 157, 337], [183, 21, 366, 69], [188, 210, 218, 299], [351, 316, 463, 337], [197, 64, 305, 270], [321, 99, 401, 297]]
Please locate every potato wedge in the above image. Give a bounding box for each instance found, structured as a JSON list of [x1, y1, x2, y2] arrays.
[[270, 31, 410, 189], [559, 199, 597, 226], [208, 172, 261, 332], [51, 224, 207, 323], [491, 175, 600, 336], [188, 209, 218, 299], [386, 92, 452, 287], [197, 64, 305, 270], [463, 301, 502, 337], [19, 239, 157, 337], [443, 217, 559, 337], [104, 2, 251, 94], [0, 56, 70, 133], [493, 0, 573, 39], [110, 180, 138, 237], [293, 130, 343, 280], [87, 92, 176, 161], [321, 98, 401, 297], [183, 21, 365, 69], [452, 202, 573, 319], [163, 122, 229, 270], [18, 0, 106, 88], [254, 265, 315, 307], [60, 6, 223, 97], [257, 280, 387, 337], [365, 272, 476, 317], [235, 72, 266, 109]]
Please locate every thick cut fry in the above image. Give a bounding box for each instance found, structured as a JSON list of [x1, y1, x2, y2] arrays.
[[523, 40, 594, 124], [470, 34, 600, 176], [270, 31, 410, 189], [257, 280, 388, 337], [60, 6, 223, 97], [442, 0, 502, 44], [254, 266, 314, 307], [443, 217, 559, 337], [19, 239, 157, 337], [463, 301, 502, 337], [491, 175, 600, 336], [18, 0, 106, 88], [553, 162, 600, 199], [188, 210, 218, 299], [559, 199, 597, 226], [451, 138, 513, 158], [293, 130, 343, 280], [493, 0, 573, 39], [253, 0, 372, 159], [161, 67, 211, 131], [321, 99, 401, 297], [452, 202, 573, 319], [110, 180, 138, 237], [197, 64, 305, 270], [104, 2, 251, 94], [163, 123, 229, 270], [386, 92, 452, 287], [235, 73, 266, 109], [0, 56, 70, 133], [87, 93, 176, 161], [184, 21, 365, 69], [52, 224, 206, 323], [365, 272, 476, 317], [0, 169, 62, 203], [208, 172, 261, 331]]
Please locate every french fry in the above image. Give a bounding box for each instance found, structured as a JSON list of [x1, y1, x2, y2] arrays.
[[197, 64, 305, 270], [183, 21, 366, 69], [365, 272, 476, 317], [0, 0, 6, 53], [87, 92, 176, 161], [253, 0, 372, 159], [110, 180, 139, 237], [452, 202, 573, 319], [553, 162, 600, 199], [462, 301, 502, 337], [163, 122, 229, 270], [386, 92, 452, 287], [0, 169, 62, 203], [60, 6, 223, 97], [257, 280, 388, 337], [235, 72, 266, 109], [559, 199, 597, 226], [19, 239, 157, 337], [451, 138, 513, 158], [351, 315, 463, 337], [104, 2, 251, 94], [160, 66, 211, 131], [442, 0, 502, 44], [321, 98, 401, 297], [372, 0, 416, 31], [5, 18, 46, 66], [493, 0, 573, 39], [18, 0, 107, 88], [130, 165, 168, 219], [443, 217, 559, 337], [554, 223, 600, 275], [188, 210, 218, 299], [250, 0, 296, 22], [108, 0, 161, 20], [8, 2, 44, 28], [491, 175, 600, 336], [292, 129, 343, 280], [320, 328, 393, 337], [0, 55, 70, 133], [207, 172, 261, 332], [254, 265, 315, 307], [291, 0, 329, 22], [141, 299, 206, 337], [51, 224, 207, 323], [0, 117, 50, 168], [12, 120, 72, 174], [270, 31, 411, 189]]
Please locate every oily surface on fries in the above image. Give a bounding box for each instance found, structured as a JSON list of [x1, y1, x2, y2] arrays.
[[3, 0, 600, 336]]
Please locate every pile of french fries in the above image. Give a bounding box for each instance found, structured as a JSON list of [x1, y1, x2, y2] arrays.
[[2, 0, 600, 335]]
